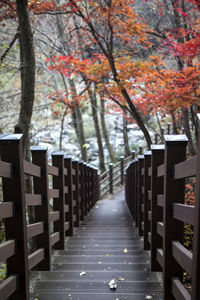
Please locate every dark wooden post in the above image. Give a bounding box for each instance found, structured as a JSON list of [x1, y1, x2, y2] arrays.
[[134, 159, 139, 227], [0, 134, 29, 300], [31, 146, 51, 270], [109, 163, 113, 194], [155, 133, 158, 144], [120, 156, 124, 185], [167, 123, 170, 134], [131, 160, 136, 222], [163, 135, 188, 300], [72, 159, 80, 227], [64, 156, 74, 236], [131, 150, 135, 160], [139, 146, 143, 155], [87, 165, 92, 210], [150, 145, 165, 271], [79, 162, 85, 221], [143, 150, 152, 250], [52, 151, 65, 250], [192, 114, 200, 300], [84, 163, 89, 215], [138, 155, 144, 236]]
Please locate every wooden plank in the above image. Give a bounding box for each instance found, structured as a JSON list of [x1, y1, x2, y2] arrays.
[[0, 240, 15, 262], [100, 176, 109, 185], [24, 160, 41, 177], [50, 211, 60, 222], [64, 168, 68, 176], [0, 160, 12, 178], [64, 222, 70, 231], [49, 189, 59, 199], [174, 156, 196, 179], [72, 168, 76, 176], [25, 194, 42, 206], [51, 232, 60, 246], [0, 276, 17, 299], [172, 241, 192, 275], [148, 232, 151, 244], [156, 249, 163, 268], [157, 194, 164, 207], [173, 203, 194, 225], [141, 186, 144, 194], [141, 167, 144, 176], [157, 163, 164, 177], [148, 190, 152, 201], [0, 202, 13, 219], [141, 221, 144, 231], [48, 164, 59, 176], [172, 278, 191, 300], [157, 222, 164, 237], [72, 184, 76, 192], [28, 249, 45, 270], [64, 204, 69, 213], [64, 186, 68, 194], [141, 204, 144, 213], [148, 167, 152, 177], [148, 211, 151, 221], [27, 222, 44, 239]]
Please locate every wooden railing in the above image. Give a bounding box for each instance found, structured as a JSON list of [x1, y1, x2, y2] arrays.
[[0, 134, 99, 300], [125, 114, 200, 300], [99, 154, 134, 198]]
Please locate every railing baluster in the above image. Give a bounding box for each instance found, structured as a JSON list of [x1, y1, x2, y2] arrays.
[[52, 151, 65, 250], [64, 156, 74, 236], [163, 135, 188, 300], [0, 134, 29, 300], [31, 146, 51, 270], [151, 145, 165, 272], [192, 113, 200, 300], [143, 150, 152, 250], [109, 163, 113, 194]]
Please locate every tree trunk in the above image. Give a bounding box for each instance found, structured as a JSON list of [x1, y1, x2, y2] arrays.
[[56, 12, 88, 162], [59, 108, 67, 151], [88, 88, 106, 173], [15, 0, 35, 160], [170, 111, 179, 134], [182, 107, 196, 155], [122, 110, 131, 157], [100, 96, 116, 163]]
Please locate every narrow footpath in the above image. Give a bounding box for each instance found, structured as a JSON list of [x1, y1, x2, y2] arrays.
[[30, 189, 162, 300]]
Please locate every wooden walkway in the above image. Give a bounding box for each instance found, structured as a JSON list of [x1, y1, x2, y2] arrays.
[[30, 189, 162, 300]]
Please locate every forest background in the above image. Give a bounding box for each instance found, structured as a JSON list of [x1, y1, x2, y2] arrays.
[[0, 0, 200, 173]]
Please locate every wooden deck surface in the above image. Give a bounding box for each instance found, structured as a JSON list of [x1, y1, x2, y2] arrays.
[[30, 189, 162, 300]]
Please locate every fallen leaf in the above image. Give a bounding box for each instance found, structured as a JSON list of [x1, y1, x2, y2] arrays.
[[106, 254, 113, 256], [108, 279, 117, 290], [123, 248, 128, 253], [98, 261, 102, 264], [118, 276, 125, 281], [146, 296, 152, 299], [80, 272, 86, 276]]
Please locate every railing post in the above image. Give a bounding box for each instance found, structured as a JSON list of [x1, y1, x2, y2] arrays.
[[134, 159, 139, 227], [143, 150, 152, 250], [150, 145, 165, 271], [167, 122, 170, 134], [120, 156, 124, 185], [0, 134, 29, 300], [31, 146, 51, 270], [131, 160, 136, 222], [51, 151, 65, 250], [192, 114, 200, 300], [64, 156, 74, 236], [163, 135, 188, 300], [155, 133, 158, 144], [79, 162, 85, 221], [72, 159, 80, 227], [138, 155, 144, 236], [131, 150, 135, 160], [109, 163, 113, 194]]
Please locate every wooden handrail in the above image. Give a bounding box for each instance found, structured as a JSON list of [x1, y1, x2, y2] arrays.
[[125, 114, 200, 300], [0, 135, 100, 300]]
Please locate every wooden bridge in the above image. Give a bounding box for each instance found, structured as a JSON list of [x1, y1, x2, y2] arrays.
[[0, 115, 200, 300]]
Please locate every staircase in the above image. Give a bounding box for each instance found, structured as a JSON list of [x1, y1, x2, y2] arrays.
[[30, 189, 162, 300]]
